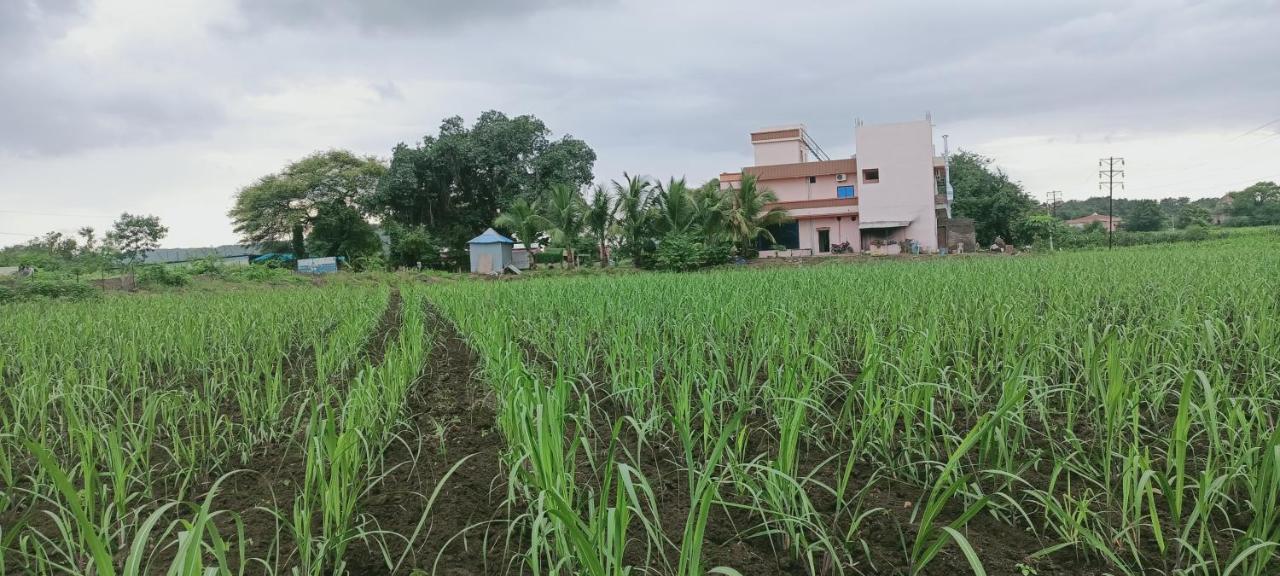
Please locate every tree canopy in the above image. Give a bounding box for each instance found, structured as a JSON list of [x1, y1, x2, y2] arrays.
[[1225, 181, 1280, 226], [107, 213, 168, 265], [365, 111, 596, 263], [949, 151, 1038, 244], [228, 150, 385, 258], [1123, 200, 1166, 232], [1054, 195, 1219, 223]]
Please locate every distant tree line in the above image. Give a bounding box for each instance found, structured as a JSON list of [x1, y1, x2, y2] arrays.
[[950, 149, 1279, 245], [0, 213, 168, 274], [227, 111, 790, 272]]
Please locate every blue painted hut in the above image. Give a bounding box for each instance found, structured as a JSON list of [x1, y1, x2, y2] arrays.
[[468, 228, 514, 274]]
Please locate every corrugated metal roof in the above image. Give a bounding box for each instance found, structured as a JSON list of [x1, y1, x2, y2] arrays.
[[143, 244, 258, 264], [468, 228, 514, 244], [744, 158, 858, 181]]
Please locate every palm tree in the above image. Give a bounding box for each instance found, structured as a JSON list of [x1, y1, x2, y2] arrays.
[[612, 172, 653, 260], [585, 185, 616, 267], [691, 179, 729, 242], [493, 198, 549, 269], [540, 183, 587, 267], [723, 174, 790, 254], [653, 177, 701, 236]]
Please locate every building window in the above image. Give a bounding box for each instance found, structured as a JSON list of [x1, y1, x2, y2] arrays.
[[863, 168, 879, 183], [837, 185, 855, 199], [808, 176, 817, 184]]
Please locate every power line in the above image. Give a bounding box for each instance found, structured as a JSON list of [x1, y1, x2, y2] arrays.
[[0, 209, 108, 219], [1100, 157, 1125, 250]]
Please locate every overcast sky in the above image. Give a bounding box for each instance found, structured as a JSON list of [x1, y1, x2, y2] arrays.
[[3, 0, 1279, 247]]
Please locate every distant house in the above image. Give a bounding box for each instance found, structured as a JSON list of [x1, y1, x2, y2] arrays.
[[1213, 193, 1234, 224], [511, 243, 538, 269], [719, 118, 953, 255], [142, 245, 259, 267], [1065, 213, 1122, 231]]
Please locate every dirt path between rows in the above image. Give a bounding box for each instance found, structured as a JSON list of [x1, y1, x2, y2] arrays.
[[344, 302, 517, 575]]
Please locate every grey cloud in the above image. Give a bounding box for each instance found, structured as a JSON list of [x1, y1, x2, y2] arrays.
[[235, 0, 610, 33], [0, 0, 84, 52], [0, 0, 225, 156]]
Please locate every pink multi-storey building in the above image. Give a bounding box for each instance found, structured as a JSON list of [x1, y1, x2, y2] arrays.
[[721, 119, 955, 255]]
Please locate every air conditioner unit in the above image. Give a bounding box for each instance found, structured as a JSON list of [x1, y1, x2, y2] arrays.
[[835, 173, 848, 182]]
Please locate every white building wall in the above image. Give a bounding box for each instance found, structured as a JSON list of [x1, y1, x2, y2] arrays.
[[854, 120, 940, 251]]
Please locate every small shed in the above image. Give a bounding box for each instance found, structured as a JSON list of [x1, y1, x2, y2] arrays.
[[468, 228, 514, 274]]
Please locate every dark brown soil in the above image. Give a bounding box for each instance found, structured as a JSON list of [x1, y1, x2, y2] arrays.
[[188, 289, 409, 574], [342, 303, 517, 575]]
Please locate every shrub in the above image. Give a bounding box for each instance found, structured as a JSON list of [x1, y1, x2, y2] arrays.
[[702, 241, 735, 266], [653, 233, 706, 272], [387, 223, 445, 269], [224, 265, 305, 284], [1, 274, 99, 303], [187, 256, 228, 277], [135, 264, 190, 287], [534, 248, 565, 266]]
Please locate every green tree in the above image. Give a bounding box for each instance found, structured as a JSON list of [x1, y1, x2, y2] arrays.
[[540, 183, 587, 268], [585, 185, 616, 266], [1175, 204, 1212, 229], [949, 151, 1038, 245], [1226, 181, 1280, 226], [653, 177, 702, 236], [229, 150, 385, 258], [691, 179, 728, 241], [722, 174, 790, 255], [1014, 214, 1071, 249], [365, 112, 596, 264], [1124, 200, 1165, 231], [306, 202, 383, 261], [384, 222, 443, 269], [612, 172, 655, 262], [106, 213, 168, 266], [493, 198, 549, 269]]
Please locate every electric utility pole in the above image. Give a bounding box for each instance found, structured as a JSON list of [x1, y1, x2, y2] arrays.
[[1045, 191, 1062, 251], [1099, 157, 1125, 249], [1045, 191, 1062, 215]]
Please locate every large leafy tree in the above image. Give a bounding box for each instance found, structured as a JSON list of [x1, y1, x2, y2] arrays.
[[307, 202, 383, 261], [585, 185, 616, 266], [229, 150, 385, 258], [493, 198, 549, 269], [1124, 200, 1165, 231], [722, 174, 790, 253], [949, 150, 1038, 244], [365, 112, 596, 265], [1175, 204, 1212, 229], [1226, 181, 1280, 226], [107, 213, 168, 265], [540, 183, 587, 267]]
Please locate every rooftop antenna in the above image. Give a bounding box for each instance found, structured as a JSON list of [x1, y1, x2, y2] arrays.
[[925, 111, 932, 124]]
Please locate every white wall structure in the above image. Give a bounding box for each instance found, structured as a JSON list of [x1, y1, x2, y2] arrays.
[[854, 120, 940, 251]]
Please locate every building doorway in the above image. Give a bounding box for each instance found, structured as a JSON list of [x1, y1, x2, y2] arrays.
[[817, 228, 831, 253]]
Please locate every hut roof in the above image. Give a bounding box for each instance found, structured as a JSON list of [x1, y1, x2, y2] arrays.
[[468, 228, 514, 245]]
